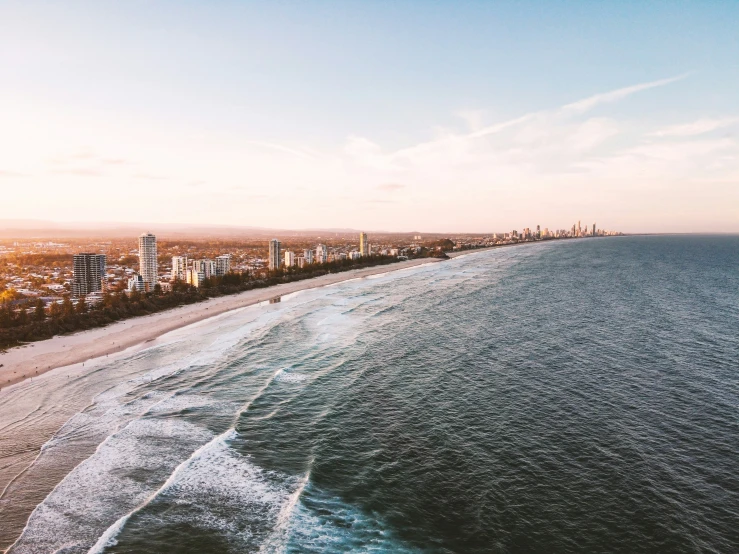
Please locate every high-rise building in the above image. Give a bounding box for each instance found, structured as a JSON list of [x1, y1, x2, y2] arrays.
[[284, 250, 295, 267], [171, 256, 189, 281], [215, 255, 231, 276], [303, 249, 314, 264], [536, 225, 541, 239], [268, 239, 281, 271], [315, 244, 328, 264], [72, 253, 106, 297], [138, 233, 158, 291], [359, 232, 369, 257], [192, 259, 215, 279], [593, 223, 596, 237]]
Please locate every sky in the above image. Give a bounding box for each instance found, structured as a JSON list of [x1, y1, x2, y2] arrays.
[[1, 0, 738, 233]]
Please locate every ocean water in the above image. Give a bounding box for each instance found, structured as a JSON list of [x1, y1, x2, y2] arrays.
[[1, 236, 737, 553]]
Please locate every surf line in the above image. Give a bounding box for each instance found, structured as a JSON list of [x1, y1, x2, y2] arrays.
[[87, 366, 289, 553]]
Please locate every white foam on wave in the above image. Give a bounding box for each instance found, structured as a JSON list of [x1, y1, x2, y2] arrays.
[[88, 429, 310, 553], [281, 488, 421, 553], [10, 418, 214, 554], [274, 370, 309, 384], [84, 366, 291, 551]]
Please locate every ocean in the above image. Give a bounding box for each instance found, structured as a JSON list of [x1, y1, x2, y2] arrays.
[[0, 236, 737, 553]]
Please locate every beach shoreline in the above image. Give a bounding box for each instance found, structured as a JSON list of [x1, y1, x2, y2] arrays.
[[0, 238, 567, 391], [0, 258, 441, 391]]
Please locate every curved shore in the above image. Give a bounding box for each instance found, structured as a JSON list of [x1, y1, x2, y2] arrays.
[[0, 258, 441, 391]]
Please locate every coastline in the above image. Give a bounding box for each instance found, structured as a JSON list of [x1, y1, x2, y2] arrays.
[[0, 258, 440, 391]]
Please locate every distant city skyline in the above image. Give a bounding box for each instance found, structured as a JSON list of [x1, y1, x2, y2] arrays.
[[1, 1, 738, 233]]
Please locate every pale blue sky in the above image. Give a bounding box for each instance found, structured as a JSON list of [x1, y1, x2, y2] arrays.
[[1, 1, 738, 232]]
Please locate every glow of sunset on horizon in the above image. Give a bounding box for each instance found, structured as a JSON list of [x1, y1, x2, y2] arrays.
[[1, 1, 738, 233]]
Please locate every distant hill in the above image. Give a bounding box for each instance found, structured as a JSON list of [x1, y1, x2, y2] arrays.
[[0, 219, 435, 239]]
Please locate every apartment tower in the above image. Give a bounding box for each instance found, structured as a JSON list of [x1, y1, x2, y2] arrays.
[[268, 239, 281, 271], [72, 253, 106, 297], [171, 256, 189, 281], [138, 233, 158, 291]]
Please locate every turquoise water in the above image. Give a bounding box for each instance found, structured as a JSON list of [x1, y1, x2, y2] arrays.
[[1, 236, 738, 552]]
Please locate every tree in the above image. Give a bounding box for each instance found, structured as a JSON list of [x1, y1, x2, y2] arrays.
[[62, 297, 74, 317], [49, 301, 63, 319], [153, 283, 162, 295], [0, 303, 12, 328], [34, 299, 46, 322], [76, 296, 87, 314], [16, 306, 28, 326]]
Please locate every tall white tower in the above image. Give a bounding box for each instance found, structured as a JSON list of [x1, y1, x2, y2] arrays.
[[359, 232, 369, 257], [138, 233, 158, 291]]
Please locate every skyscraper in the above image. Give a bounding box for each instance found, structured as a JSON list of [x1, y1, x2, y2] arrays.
[[268, 239, 281, 271], [593, 223, 596, 237], [138, 233, 158, 291], [315, 244, 328, 264], [72, 253, 106, 297], [536, 225, 541, 239], [303, 248, 314, 264], [359, 232, 369, 257], [284, 250, 295, 267], [171, 256, 189, 281]]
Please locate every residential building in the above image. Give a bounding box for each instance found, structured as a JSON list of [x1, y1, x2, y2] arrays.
[[192, 259, 215, 280], [215, 255, 231, 276], [72, 253, 106, 297], [138, 233, 158, 291], [315, 244, 328, 264], [268, 239, 281, 270], [349, 251, 361, 260], [171, 256, 189, 281], [284, 250, 295, 267], [303, 249, 314, 264], [128, 273, 145, 292], [359, 232, 369, 257]]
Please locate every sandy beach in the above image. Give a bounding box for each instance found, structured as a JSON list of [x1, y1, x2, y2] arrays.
[[0, 258, 440, 391]]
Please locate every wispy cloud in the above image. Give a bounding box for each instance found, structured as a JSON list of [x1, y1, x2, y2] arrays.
[[376, 183, 405, 192], [352, 75, 689, 169], [0, 170, 26, 178], [133, 173, 169, 181], [561, 73, 689, 115], [649, 117, 739, 137], [52, 168, 103, 176]]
